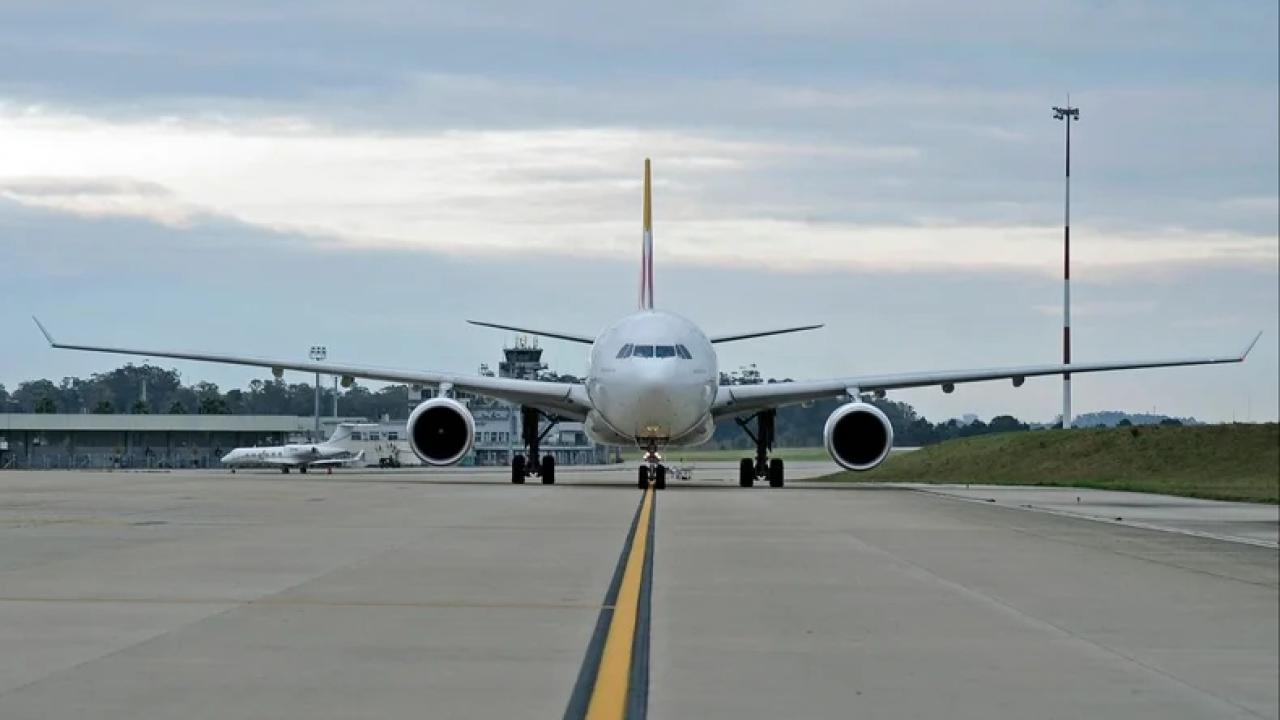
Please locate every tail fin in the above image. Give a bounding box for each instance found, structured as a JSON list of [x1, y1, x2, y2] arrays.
[[640, 158, 654, 310], [328, 423, 352, 442]]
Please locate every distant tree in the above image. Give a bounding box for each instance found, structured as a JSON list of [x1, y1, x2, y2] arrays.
[[1116, 419, 1133, 427], [34, 396, 57, 414], [194, 382, 230, 414], [92, 400, 114, 414], [1159, 418, 1183, 427], [130, 400, 151, 414], [904, 417, 940, 445], [168, 401, 187, 414], [224, 388, 246, 414], [14, 379, 60, 412], [198, 395, 230, 414], [988, 415, 1029, 433]]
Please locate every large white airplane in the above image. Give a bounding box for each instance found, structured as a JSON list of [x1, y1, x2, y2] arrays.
[[220, 424, 366, 473], [34, 160, 1259, 489]]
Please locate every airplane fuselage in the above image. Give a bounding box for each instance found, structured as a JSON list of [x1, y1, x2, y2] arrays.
[[584, 310, 719, 449], [220, 443, 356, 469]]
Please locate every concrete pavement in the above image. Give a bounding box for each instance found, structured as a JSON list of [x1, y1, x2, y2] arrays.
[[0, 467, 1275, 719]]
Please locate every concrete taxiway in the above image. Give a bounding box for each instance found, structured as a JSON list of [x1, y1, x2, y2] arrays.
[[0, 465, 1275, 719]]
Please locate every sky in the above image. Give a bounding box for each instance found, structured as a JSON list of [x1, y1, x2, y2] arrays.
[[1, 1, 1276, 424]]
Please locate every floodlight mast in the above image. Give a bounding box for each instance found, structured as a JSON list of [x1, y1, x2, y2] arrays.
[[309, 345, 327, 440], [1052, 103, 1080, 428]]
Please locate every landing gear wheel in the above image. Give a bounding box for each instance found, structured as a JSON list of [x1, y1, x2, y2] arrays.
[[281, 467, 290, 474], [540, 454, 556, 485], [738, 458, 754, 487], [653, 465, 667, 490], [768, 458, 785, 488], [637, 465, 650, 489], [299, 466, 308, 474], [511, 454, 526, 484]]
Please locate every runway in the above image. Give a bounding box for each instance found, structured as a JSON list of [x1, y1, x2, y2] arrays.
[[0, 465, 1275, 719]]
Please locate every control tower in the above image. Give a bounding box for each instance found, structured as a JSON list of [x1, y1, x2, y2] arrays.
[[499, 336, 547, 381]]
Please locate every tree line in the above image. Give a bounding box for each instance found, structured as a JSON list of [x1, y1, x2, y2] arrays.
[[0, 364, 413, 420]]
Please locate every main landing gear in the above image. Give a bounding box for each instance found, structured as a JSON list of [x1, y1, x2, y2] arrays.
[[736, 409, 784, 488], [511, 406, 558, 485], [636, 442, 667, 490]]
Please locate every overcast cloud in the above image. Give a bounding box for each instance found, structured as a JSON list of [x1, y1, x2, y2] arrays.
[[1, 1, 1275, 423]]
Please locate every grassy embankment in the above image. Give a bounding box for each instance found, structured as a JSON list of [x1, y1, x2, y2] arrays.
[[826, 423, 1279, 504]]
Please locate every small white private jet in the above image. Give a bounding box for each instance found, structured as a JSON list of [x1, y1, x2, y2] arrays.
[[35, 160, 1259, 489], [220, 425, 365, 473]]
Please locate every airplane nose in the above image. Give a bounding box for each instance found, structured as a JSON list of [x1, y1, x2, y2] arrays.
[[610, 368, 703, 439], [633, 385, 677, 432]]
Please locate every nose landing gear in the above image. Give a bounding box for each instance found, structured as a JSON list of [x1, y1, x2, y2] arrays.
[[637, 443, 667, 490], [736, 409, 784, 488], [511, 406, 559, 485]]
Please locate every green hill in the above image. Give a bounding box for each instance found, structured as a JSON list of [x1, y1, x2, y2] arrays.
[[826, 423, 1279, 504]]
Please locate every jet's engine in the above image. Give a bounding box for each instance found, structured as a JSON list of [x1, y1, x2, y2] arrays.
[[406, 398, 475, 466], [823, 402, 894, 471]]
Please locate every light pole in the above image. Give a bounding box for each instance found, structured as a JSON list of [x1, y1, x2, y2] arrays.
[[309, 345, 327, 440], [332, 375, 339, 419], [1053, 102, 1080, 429]]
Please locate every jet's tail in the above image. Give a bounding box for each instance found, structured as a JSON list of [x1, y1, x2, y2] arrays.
[[327, 423, 353, 443], [640, 158, 654, 310]]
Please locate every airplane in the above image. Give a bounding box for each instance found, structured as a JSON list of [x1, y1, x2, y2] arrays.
[[220, 424, 366, 473], [33, 159, 1259, 490]]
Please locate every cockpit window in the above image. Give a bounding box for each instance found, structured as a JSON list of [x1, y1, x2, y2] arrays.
[[623, 343, 692, 359]]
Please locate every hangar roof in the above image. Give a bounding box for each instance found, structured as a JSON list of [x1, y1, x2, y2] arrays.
[[0, 414, 328, 433]]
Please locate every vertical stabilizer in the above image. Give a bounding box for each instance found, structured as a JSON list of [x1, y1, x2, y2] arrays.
[[640, 158, 654, 310]]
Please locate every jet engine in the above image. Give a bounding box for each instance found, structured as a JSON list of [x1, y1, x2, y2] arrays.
[[823, 402, 894, 471], [407, 398, 475, 466]]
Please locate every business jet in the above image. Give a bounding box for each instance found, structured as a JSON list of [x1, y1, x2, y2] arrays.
[[34, 160, 1258, 489], [220, 424, 365, 473]]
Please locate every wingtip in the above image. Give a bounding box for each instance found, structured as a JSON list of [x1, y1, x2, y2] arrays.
[[1240, 331, 1263, 360], [31, 316, 55, 345]]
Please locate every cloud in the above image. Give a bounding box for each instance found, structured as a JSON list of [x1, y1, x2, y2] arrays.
[[0, 176, 194, 226], [1, 104, 1273, 275]]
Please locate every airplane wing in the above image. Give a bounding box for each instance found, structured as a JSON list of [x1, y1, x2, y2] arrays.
[[708, 324, 823, 343], [466, 320, 595, 345], [33, 318, 591, 420], [712, 333, 1261, 418], [310, 451, 365, 467]]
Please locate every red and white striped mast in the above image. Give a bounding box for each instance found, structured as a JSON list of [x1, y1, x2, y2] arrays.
[[1053, 101, 1080, 428]]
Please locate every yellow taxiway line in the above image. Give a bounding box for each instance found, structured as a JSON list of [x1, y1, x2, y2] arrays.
[[585, 485, 655, 719]]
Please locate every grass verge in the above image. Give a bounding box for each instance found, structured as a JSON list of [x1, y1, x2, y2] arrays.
[[821, 423, 1278, 504]]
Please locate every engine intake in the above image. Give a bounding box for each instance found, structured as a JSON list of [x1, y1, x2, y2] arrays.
[[407, 398, 475, 466], [823, 402, 894, 471]]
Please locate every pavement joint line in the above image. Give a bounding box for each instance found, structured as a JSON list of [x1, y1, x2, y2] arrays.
[[902, 485, 1279, 549], [564, 485, 655, 720], [835, 523, 1272, 718]]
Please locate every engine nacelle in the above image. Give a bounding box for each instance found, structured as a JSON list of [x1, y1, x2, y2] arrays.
[[406, 398, 475, 466], [823, 402, 894, 471]]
